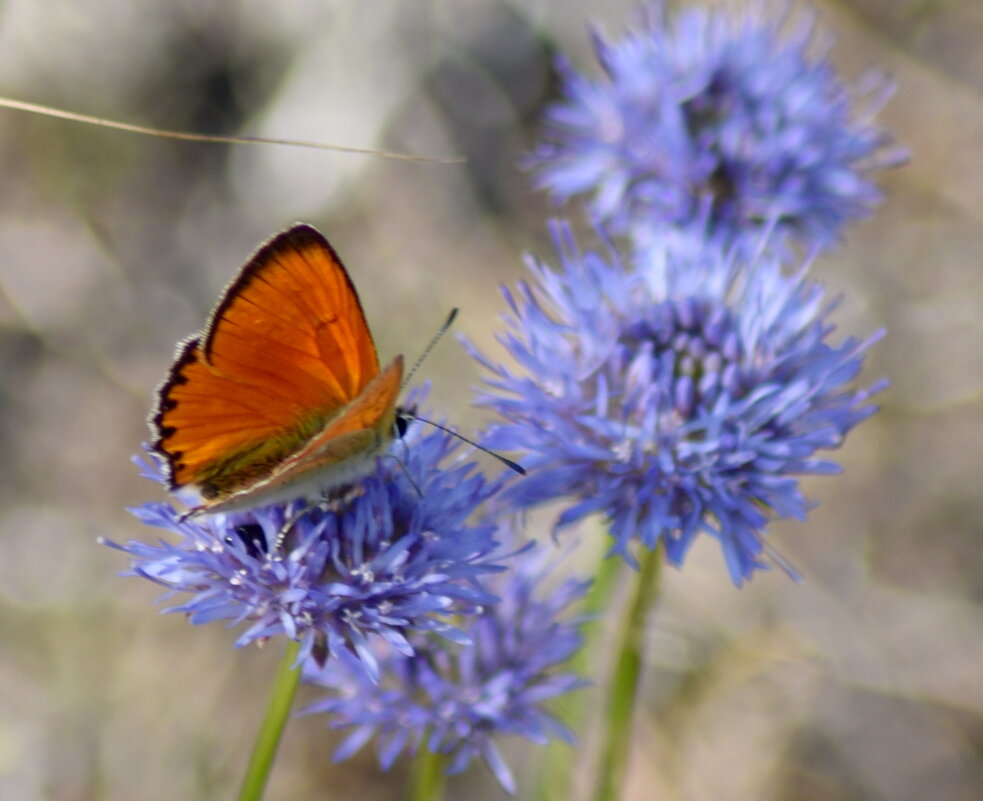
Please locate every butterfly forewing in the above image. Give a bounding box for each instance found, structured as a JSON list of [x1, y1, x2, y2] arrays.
[[152, 224, 389, 498], [203, 226, 379, 401]]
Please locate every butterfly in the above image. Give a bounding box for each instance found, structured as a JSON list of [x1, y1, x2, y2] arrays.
[[150, 224, 404, 515]]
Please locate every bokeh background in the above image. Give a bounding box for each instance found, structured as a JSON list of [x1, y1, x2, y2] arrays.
[[0, 0, 979, 799]]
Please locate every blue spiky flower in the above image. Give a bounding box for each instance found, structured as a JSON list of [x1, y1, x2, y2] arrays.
[[104, 417, 509, 679], [467, 224, 885, 585], [528, 2, 905, 253], [302, 543, 590, 794]]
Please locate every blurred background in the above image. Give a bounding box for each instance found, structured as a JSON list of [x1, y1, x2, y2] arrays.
[[0, 0, 979, 799]]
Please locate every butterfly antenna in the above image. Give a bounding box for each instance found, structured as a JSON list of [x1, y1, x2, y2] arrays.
[[401, 308, 459, 391], [404, 411, 526, 476], [396, 309, 525, 476]]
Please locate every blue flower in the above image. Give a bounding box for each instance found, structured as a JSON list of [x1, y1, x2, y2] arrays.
[[104, 418, 509, 680], [302, 543, 590, 794], [528, 2, 905, 253], [467, 224, 885, 585]]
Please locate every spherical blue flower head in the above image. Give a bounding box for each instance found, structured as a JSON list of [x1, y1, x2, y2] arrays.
[[104, 411, 509, 680], [302, 543, 591, 794], [466, 224, 886, 585], [528, 2, 905, 253]]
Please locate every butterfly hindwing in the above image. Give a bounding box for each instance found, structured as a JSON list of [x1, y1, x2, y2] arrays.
[[199, 354, 404, 513]]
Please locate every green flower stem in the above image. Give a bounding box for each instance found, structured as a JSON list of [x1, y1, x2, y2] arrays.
[[532, 549, 624, 801], [237, 639, 303, 801], [591, 543, 662, 801], [409, 748, 448, 801]]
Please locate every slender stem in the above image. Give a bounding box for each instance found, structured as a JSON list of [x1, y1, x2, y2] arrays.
[[532, 550, 624, 801], [237, 639, 303, 801], [408, 748, 447, 801], [591, 543, 662, 801], [572, 550, 625, 683]]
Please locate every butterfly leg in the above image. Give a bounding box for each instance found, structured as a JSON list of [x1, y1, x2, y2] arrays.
[[273, 482, 373, 552], [380, 451, 422, 498], [274, 502, 317, 552]]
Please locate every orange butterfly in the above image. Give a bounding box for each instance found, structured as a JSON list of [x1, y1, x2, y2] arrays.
[[151, 224, 404, 515]]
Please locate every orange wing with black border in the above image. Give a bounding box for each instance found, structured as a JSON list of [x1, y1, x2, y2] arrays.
[[151, 224, 391, 500]]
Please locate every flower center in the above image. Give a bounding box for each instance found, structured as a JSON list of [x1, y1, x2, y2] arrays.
[[621, 297, 745, 417]]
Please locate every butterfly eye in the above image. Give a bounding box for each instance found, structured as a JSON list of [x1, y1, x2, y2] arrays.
[[394, 414, 411, 439]]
